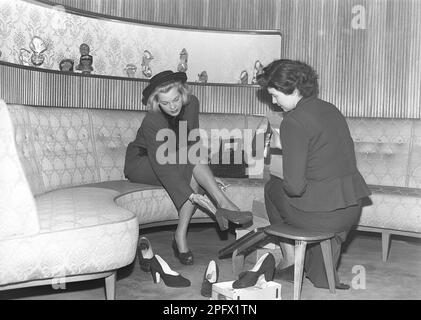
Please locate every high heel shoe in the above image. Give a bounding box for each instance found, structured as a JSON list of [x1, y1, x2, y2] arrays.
[[138, 237, 154, 272], [215, 208, 253, 231], [232, 253, 275, 289], [149, 254, 191, 288], [201, 260, 219, 298], [172, 238, 194, 265]]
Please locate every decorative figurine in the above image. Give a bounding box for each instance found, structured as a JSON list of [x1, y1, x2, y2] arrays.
[[59, 59, 74, 72], [141, 50, 154, 78], [125, 64, 137, 78], [19, 48, 32, 66], [177, 48, 188, 73], [252, 60, 264, 84], [29, 36, 48, 66], [239, 70, 248, 84], [76, 43, 93, 74], [197, 71, 208, 83]]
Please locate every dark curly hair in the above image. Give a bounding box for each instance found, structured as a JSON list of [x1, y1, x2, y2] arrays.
[[257, 59, 319, 98]]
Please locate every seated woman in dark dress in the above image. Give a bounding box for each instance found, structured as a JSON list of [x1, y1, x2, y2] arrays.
[[124, 70, 252, 265], [257, 59, 371, 289]]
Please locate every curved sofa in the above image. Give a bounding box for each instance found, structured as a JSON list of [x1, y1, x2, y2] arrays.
[[1, 100, 421, 299], [0, 101, 265, 299]]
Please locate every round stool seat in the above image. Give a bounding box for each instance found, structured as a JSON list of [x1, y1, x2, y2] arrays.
[[265, 223, 334, 242]]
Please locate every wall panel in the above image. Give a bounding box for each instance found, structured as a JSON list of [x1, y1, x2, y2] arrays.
[[14, 0, 421, 118]]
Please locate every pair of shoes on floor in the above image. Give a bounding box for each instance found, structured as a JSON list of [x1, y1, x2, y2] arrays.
[[172, 238, 194, 265], [232, 253, 276, 289], [138, 237, 190, 288], [274, 264, 350, 290]]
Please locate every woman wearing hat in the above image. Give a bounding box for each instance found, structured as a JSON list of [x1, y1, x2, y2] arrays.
[[257, 59, 371, 289], [124, 70, 252, 265]]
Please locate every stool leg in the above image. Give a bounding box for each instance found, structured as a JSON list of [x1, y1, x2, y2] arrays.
[[293, 240, 307, 300], [320, 239, 336, 294]]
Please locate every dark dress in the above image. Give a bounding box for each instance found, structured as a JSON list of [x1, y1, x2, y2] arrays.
[[124, 95, 200, 210], [265, 95, 371, 287]]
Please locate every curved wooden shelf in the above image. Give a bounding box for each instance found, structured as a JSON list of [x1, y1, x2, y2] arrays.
[[0, 61, 269, 114]]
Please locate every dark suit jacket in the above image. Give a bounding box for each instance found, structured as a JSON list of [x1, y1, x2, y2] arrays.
[[124, 95, 200, 210], [280, 95, 371, 212]]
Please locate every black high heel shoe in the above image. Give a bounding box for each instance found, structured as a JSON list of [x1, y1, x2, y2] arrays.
[[215, 208, 253, 231], [138, 237, 154, 272], [149, 254, 191, 288], [201, 260, 219, 298], [232, 253, 275, 289], [172, 238, 194, 265]]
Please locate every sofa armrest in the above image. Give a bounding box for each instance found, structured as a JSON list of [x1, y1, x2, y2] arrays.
[[0, 100, 39, 239]]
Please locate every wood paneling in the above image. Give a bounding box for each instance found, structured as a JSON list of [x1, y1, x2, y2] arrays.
[[20, 0, 421, 118]]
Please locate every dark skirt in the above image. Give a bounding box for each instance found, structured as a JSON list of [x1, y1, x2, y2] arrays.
[[264, 175, 364, 288], [264, 175, 362, 233], [126, 156, 195, 205]]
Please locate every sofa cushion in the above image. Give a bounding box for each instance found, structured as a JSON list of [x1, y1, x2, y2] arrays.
[[347, 118, 413, 187], [408, 120, 421, 188], [0, 101, 40, 240], [89, 109, 146, 181], [27, 107, 100, 192], [359, 185, 421, 233], [0, 187, 139, 286], [7, 105, 45, 195]]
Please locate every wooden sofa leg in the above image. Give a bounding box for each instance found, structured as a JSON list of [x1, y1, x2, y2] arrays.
[[105, 272, 116, 300], [382, 232, 391, 262]]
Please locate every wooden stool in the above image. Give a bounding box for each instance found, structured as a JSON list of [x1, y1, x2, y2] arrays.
[[264, 223, 336, 300]]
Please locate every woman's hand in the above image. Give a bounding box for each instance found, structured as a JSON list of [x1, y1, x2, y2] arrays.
[[270, 128, 282, 150], [256, 117, 269, 134], [189, 193, 216, 214], [215, 177, 230, 192]]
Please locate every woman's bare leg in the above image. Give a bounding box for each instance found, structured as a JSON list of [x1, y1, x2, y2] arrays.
[[174, 175, 201, 253], [192, 164, 239, 211]]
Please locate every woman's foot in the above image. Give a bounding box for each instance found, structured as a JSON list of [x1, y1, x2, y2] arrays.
[[172, 236, 194, 265]]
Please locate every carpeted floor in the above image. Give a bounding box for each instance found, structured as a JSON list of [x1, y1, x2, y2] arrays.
[[1, 225, 421, 300]]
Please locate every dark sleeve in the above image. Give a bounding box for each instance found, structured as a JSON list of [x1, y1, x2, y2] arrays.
[[184, 95, 200, 141], [141, 116, 194, 210], [280, 117, 309, 197]]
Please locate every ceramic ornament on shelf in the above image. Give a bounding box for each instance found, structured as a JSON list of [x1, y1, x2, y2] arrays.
[[141, 50, 154, 78], [19, 48, 32, 66], [29, 36, 48, 66], [125, 64, 137, 78], [76, 43, 93, 74], [177, 48, 188, 72], [59, 59, 74, 72], [239, 70, 248, 84], [197, 71, 208, 83], [252, 60, 264, 84]]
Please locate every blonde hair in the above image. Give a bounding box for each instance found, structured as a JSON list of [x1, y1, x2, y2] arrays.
[[147, 82, 191, 111]]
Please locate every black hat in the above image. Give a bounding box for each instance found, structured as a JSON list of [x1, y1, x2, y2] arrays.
[[142, 70, 187, 104]]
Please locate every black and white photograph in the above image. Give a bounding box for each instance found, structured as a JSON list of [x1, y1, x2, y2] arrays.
[[0, 0, 420, 304]]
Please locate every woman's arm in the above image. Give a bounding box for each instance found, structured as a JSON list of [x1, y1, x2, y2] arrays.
[[280, 117, 309, 197]]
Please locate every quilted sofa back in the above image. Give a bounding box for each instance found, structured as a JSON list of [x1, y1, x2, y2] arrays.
[[6, 103, 421, 195], [347, 118, 421, 188], [6, 104, 263, 195]]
